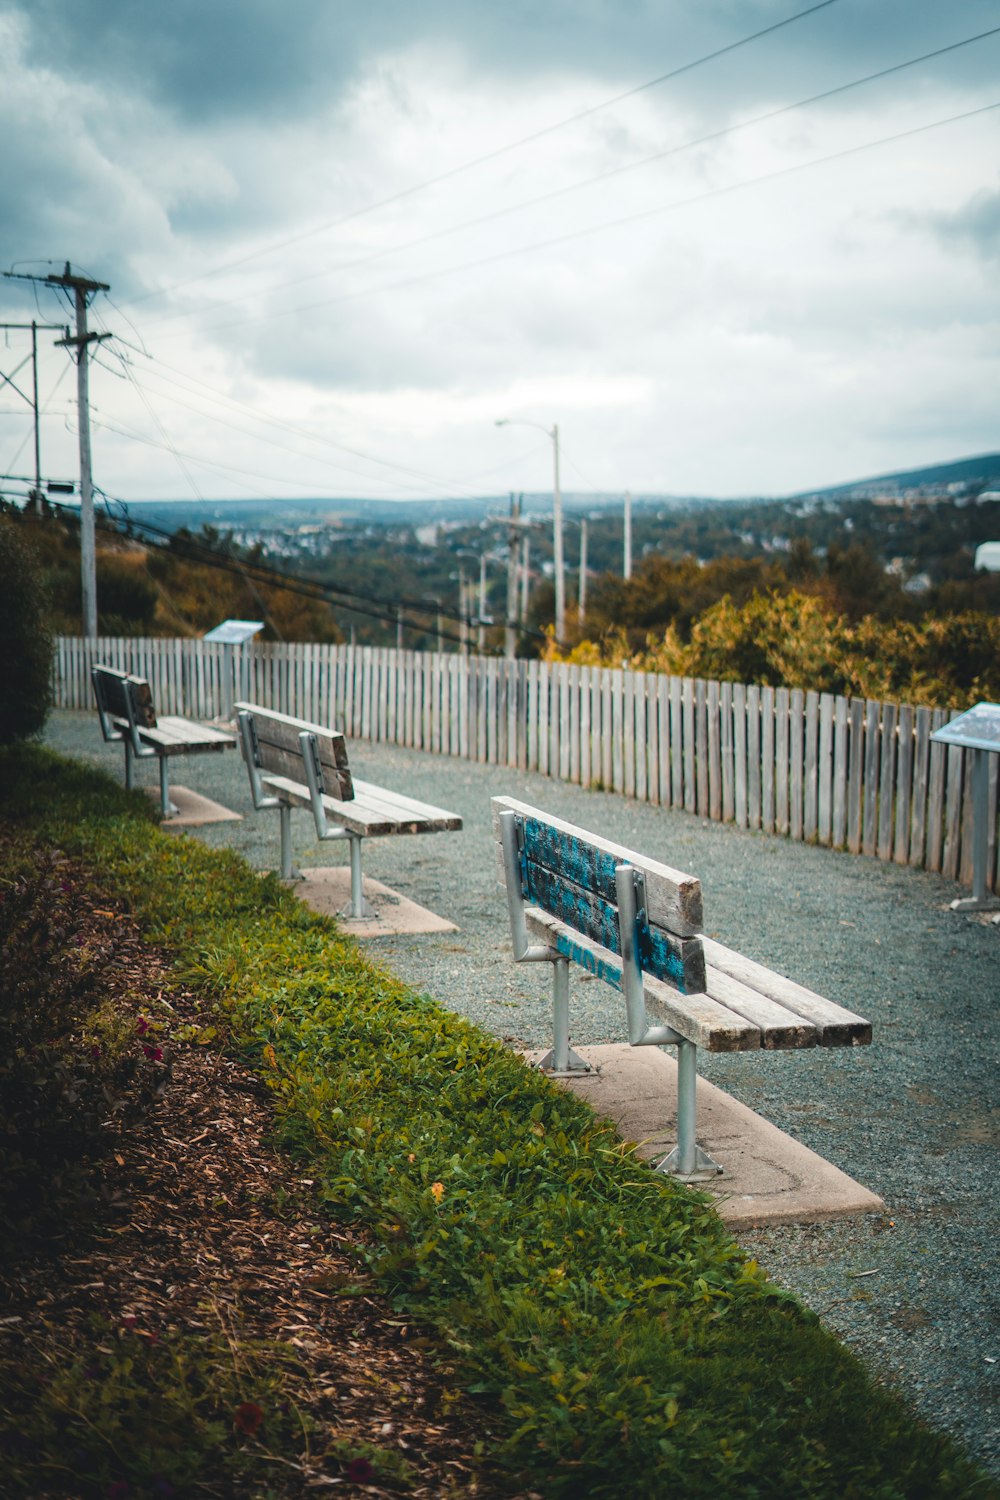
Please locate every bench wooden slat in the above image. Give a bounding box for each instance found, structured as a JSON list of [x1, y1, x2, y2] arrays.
[[491, 796, 703, 937], [259, 776, 461, 838], [350, 779, 463, 829], [93, 665, 157, 729], [524, 861, 706, 995], [701, 937, 872, 1045], [703, 967, 817, 1048], [142, 716, 234, 754], [234, 701, 353, 800], [524, 909, 760, 1052]]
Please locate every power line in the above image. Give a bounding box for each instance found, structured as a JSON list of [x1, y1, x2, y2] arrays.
[[177, 97, 999, 338], [57, 491, 548, 646], [143, 24, 1000, 335], [101, 332, 497, 502], [124, 0, 839, 310]]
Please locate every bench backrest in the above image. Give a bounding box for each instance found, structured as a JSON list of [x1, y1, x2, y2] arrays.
[[92, 665, 158, 737], [492, 796, 706, 995], [235, 703, 354, 801]]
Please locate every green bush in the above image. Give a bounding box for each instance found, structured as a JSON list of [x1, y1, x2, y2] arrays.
[[0, 517, 54, 743]]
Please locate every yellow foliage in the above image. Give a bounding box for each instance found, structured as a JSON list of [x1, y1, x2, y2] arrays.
[[552, 589, 1000, 708]]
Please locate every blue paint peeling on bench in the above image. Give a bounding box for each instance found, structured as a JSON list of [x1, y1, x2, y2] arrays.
[[553, 932, 624, 990], [522, 849, 706, 994]]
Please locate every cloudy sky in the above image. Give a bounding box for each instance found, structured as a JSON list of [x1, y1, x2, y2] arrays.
[[1, 0, 998, 507]]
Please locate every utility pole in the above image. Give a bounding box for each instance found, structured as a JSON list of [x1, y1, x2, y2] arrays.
[[55, 266, 111, 638], [578, 517, 588, 627], [505, 493, 521, 659], [0, 319, 66, 511], [458, 571, 469, 656], [5, 264, 110, 636], [552, 423, 564, 643], [520, 535, 530, 626], [478, 554, 488, 653], [494, 417, 564, 643], [624, 490, 633, 580], [30, 323, 41, 511]]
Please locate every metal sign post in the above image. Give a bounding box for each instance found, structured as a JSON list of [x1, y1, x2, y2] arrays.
[[931, 703, 1000, 915], [203, 620, 264, 721]]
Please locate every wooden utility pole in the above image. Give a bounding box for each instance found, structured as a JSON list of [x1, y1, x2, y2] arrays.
[[0, 318, 67, 510], [478, 554, 488, 653], [578, 517, 588, 626], [53, 266, 111, 637], [505, 493, 521, 659]]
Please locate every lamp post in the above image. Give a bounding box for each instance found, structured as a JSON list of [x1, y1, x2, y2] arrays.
[[496, 417, 564, 643]]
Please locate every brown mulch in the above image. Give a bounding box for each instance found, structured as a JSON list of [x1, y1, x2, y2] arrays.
[[0, 862, 524, 1498]]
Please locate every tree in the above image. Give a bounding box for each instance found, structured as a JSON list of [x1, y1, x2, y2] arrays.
[[0, 516, 54, 743]]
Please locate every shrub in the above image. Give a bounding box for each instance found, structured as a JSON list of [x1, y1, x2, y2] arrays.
[[0, 517, 54, 742]]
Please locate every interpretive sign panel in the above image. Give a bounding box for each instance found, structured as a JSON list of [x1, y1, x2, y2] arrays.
[[931, 702, 1000, 755], [203, 620, 264, 645]]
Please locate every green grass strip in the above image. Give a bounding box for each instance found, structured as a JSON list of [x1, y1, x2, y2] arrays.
[[2, 744, 994, 1499]]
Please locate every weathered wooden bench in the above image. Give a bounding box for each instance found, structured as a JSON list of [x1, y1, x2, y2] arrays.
[[235, 702, 463, 919], [91, 664, 235, 818], [493, 796, 871, 1181]]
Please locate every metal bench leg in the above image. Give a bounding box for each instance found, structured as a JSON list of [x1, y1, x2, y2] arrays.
[[124, 740, 134, 791], [499, 809, 592, 1075], [656, 1039, 723, 1181], [538, 957, 592, 1076], [278, 805, 302, 882], [158, 757, 179, 820], [338, 835, 375, 920]]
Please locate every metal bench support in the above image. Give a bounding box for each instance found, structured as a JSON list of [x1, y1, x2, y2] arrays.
[[499, 810, 593, 1076], [300, 731, 374, 919], [238, 710, 303, 881], [616, 864, 723, 1182]]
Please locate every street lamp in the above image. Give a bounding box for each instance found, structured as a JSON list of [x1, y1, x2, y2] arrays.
[[496, 417, 564, 642]]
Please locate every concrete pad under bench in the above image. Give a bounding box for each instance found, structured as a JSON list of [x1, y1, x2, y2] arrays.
[[144, 785, 242, 828], [525, 1043, 883, 1227], [289, 866, 458, 936]]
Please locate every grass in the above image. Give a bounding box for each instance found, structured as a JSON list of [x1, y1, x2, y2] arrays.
[[0, 742, 995, 1499]]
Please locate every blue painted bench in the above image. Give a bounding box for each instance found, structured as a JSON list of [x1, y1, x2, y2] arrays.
[[493, 796, 872, 1181], [92, 664, 235, 818], [236, 702, 462, 919]]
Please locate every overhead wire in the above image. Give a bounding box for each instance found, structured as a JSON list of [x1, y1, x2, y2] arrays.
[[143, 24, 1000, 334], [124, 0, 840, 308], [71, 492, 532, 648], [175, 97, 1000, 337], [102, 328, 501, 502]]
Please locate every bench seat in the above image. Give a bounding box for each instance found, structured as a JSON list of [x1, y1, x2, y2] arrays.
[[258, 772, 461, 839]]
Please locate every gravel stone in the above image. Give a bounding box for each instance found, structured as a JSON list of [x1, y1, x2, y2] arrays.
[[44, 710, 1000, 1477]]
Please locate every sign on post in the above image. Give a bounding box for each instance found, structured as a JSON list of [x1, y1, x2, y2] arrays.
[[203, 620, 263, 719], [931, 703, 1000, 914]]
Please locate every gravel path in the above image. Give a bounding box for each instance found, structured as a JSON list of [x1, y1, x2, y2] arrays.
[[45, 711, 1000, 1478]]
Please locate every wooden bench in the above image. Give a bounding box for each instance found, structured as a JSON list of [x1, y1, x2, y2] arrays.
[[493, 796, 871, 1181], [235, 702, 463, 919], [92, 664, 235, 819]]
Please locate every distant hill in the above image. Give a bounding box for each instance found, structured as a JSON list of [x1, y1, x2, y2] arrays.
[[794, 454, 1000, 501]]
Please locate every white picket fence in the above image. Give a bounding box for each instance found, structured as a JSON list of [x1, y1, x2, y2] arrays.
[[54, 635, 998, 892]]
